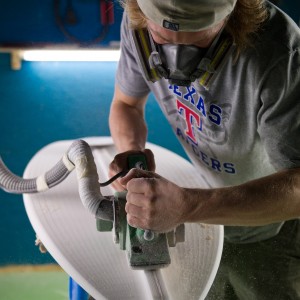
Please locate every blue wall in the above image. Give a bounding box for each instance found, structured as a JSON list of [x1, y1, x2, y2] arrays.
[[0, 0, 123, 46], [278, 0, 300, 25]]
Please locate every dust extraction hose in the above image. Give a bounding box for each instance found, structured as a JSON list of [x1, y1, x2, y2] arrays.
[[0, 140, 113, 221]]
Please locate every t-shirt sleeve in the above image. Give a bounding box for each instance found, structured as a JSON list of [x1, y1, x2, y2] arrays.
[[115, 12, 151, 98], [258, 49, 300, 170]]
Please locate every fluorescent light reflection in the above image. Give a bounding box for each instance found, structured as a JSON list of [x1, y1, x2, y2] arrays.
[[22, 49, 120, 62]]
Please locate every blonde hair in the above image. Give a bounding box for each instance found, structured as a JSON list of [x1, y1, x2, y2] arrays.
[[119, 0, 268, 55]]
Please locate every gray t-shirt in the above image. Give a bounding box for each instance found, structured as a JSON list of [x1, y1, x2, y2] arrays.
[[116, 2, 300, 243]]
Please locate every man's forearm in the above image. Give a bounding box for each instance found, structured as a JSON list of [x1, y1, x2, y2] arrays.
[[109, 96, 148, 152], [184, 167, 300, 226]]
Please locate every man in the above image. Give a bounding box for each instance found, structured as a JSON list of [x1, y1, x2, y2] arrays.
[[109, 0, 300, 298]]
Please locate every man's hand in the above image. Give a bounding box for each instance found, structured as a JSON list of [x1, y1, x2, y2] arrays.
[[119, 169, 187, 233], [108, 149, 156, 191]]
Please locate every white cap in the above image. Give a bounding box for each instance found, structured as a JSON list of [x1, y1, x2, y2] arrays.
[[137, 0, 237, 32]]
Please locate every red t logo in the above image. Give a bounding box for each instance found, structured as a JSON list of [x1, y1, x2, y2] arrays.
[[176, 100, 202, 144]]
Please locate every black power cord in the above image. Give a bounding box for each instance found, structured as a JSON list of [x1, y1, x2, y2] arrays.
[[99, 170, 128, 187]]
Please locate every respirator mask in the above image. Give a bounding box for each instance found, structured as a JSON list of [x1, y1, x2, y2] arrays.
[[132, 27, 224, 87], [149, 39, 208, 87]]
